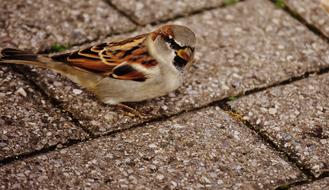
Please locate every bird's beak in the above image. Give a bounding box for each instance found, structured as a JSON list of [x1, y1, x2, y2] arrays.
[[177, 47, 193, 62]]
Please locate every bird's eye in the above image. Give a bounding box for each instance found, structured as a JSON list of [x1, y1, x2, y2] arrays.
[[163, 36, 181, 50]]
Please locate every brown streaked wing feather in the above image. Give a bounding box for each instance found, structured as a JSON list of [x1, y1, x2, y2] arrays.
[[68, 51, 114, 72], [51, 33, 157, 81], [51, 46, 114, 73]]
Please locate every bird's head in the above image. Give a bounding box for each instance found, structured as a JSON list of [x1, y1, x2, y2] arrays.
[[148, 25, 196, 72]]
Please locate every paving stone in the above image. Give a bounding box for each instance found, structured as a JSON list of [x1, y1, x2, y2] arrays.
[[1, 0, 329, 137], [19, 0, 329, 135], [291, 177, 329, 190], [285, 0, 329, 39], [0, 65, 88, 161], [230, 73, 329, 177], [0, 107, 304, 189], [108, 0, 224, 25], [0, 0, 135, 52]]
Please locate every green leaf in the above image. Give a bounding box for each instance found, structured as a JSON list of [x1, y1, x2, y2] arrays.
[[275, 0, 285, 8], [50, 43, 69, 53], [223, 0, 239, 6], [228, 96, 238, 101]]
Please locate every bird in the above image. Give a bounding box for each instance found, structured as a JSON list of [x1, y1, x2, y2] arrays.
[[0, 25, 196, 112]]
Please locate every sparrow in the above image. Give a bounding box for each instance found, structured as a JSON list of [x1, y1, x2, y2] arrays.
[[0, 25, 196, 107]]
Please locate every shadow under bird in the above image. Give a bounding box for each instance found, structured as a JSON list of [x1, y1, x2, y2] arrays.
[[0, 25, 196, 109]]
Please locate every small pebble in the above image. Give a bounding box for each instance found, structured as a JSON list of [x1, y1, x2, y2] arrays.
[[148, 143, 157, 148], [156, 174, 165, 180], [268, 108, 277, 115], [73, 89, 83, 95], [16, 87, 27, 97]]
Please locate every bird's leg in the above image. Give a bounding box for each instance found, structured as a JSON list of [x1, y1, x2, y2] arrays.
[[116, 103, 144, 119]]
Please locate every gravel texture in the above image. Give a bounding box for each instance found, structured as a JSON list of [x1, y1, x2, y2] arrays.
[[18, 0, 329, 135], [230, 73, 329, 177], [285, 0, 329, 38], [0, 66, 88, 161], [108, 0, 224, 25], [0, 0, 135, 52], [0, 107, 304, 189], [291, 177, 329, 190]]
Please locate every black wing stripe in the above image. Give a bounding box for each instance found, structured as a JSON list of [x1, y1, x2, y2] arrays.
[[113, 65, 135, 76], [78, 48, 99, 58], [91, 43, 108, 52]]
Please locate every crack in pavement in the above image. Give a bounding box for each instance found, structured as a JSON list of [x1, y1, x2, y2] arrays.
[[269, 0, 329, 44], [10, 65, 95, 138], [218, 102, 314, 186], [104, 0, 246, 26], [2, 3, 329, 190], [1, 64, 329, 168], [104, 0, 140, 26], [275, 170, 329, 190]]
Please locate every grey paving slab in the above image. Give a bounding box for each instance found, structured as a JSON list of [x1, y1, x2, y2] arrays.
[[0, 66, 88, 161], [0, 0, 135, 52], [108, 0, 224, 25], [291, 177, 329, 190], [0, 107, 304, 189], [230, 73, 329, 177], [20, 0, 329, 135], [285, 0, 329, 39]]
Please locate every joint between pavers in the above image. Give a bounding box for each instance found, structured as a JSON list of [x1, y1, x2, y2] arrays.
[[268, 0, 329, 45], [0, 90, 217, 167], [147, 0, 247, 26], [217, 102, 315, 181], [104, 0, 141, 26], [106, 0, 246, 27], [3, 48, 329, 169], [4, 64, 328, 167], [275, 172, 329, 190], [146, 4, 230, 26], [0, 102, 193, 167], [10, 65, 96, 138], [0, 138, 85, 167], [1, 64, 327, 169], [231, 66, 329, 102]]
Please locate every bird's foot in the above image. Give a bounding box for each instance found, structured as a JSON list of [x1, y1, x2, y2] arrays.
[[116, 103, 145, 119]]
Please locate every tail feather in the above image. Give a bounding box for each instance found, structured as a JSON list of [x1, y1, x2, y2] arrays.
[[0, 48, 102, 90], [1, 48, 38, 61], [0, 48, 47, 68]]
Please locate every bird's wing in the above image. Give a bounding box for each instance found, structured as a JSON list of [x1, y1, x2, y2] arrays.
[[51, 34, 157, 81]]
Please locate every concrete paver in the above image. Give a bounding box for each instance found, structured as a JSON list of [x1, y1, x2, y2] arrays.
[[0, 0, 135, 52], [19, 0, 329, 135], [230, 73, 329, 177], [291, 177, 329, 190], [0, 66, 88, 161], [0, 0, 327, 188], [108, 0, 224, 25], [285, 0, 329, 39], [0, 107, 304, 189]]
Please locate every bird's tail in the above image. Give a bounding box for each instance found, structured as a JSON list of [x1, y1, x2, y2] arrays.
[[0, 48, 102, 90], [0, 48, 49, 68]]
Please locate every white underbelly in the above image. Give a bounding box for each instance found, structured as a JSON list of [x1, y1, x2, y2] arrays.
[[95, 73, 182, 104]]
